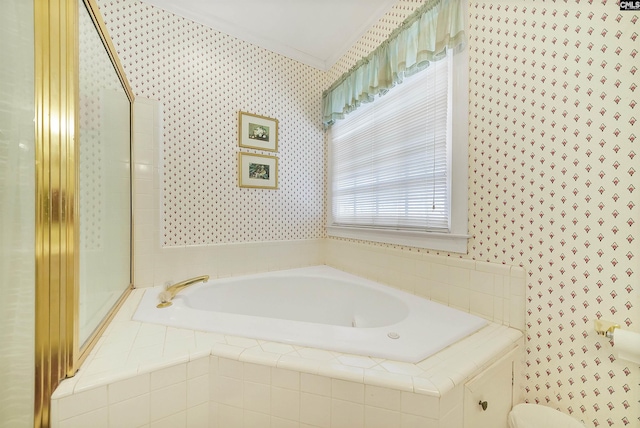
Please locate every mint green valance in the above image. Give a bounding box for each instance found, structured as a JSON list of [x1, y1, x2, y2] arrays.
[[322, 0, 466, 127]]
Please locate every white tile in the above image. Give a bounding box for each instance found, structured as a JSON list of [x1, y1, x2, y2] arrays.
[[509, 265, 526, 278], [58, 386, 108, 421], [510, 276, 525, 297], [213, 376, 243, 407], [260, 341, 296, 354], [331, 399, 364, 428], [209, 402, 219, 428], [469, 270, 494, 295], [493, 297, 504, 323], [331, 379, 364, 403], [439, 404, 463, 428], [218, 358, 244, 379], [59, 407, 108, 428], [186, 402, 209, 428], [243, 381, 271, 414], [150, 411, 186, 428], [296, 347, 336, 362], [243, 410, 271, 427], [108, 373, 150, 404], [414, 260, 431, 279], [217, 404, 243, 428], [379, 361, 424, 377], [365, 385, 401, 411], [427, 374, 454, 396], [300, 393, 331, 427], [150, 363, 187, 390], [401, 391, 440, 418], [187, 374, 209, 407], [414, 279, 431, 299], [430, 263, 449, 284], [108, 393, 150, 428], [475, 261, 511, 276], [50, 398, 59, 425], [503, 298, 511, 326], [510, 297, 526, 331], [319, 362, 364, 384], [400, 413, 439, 428], [469, 291, 494, 320], [209, 356, 219, 378], [445, 257, 475, 270], [239, 346, 281, 367], [272, 367, 300, 390], [493, 275, 505, 297], [277, 354, 322, 375], [271, 386, 300, 421], [225, 335, 259, 348], [364, 369, 414, 392], [301, 373, 331, 397], [52, 377, 77, 400], [187, 357, 210, 379], [447, 266, 471, 288], [429, 281, 449, 305], [74, 368, 138, 394], [243, 362, 271, 384], [271, 416, 300, 428], [364, 405, 401, 428], [440, 384, 463, 416], [336, 355, 377, 369], [149, 382, 187, 422], [448, 285, 470, 312]]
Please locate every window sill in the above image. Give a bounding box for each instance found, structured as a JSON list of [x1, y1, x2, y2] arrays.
[[326, 225, 470, 254]]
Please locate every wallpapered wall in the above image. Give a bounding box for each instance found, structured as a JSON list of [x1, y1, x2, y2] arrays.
[[98, 0, 327, 247], [98, 0, 637, 426], [329, 0, 639, 426]]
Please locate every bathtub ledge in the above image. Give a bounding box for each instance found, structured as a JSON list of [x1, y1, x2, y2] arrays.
[[53, 287, 523, 401]]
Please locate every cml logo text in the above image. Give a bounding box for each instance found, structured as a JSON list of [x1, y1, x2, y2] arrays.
[[620, 0, 640, 10]]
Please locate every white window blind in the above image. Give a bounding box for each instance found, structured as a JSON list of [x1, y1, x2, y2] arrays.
[[330, 51, 452, 232]]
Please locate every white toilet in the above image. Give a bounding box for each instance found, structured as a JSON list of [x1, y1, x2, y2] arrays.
[[508, 403, 584, 428]]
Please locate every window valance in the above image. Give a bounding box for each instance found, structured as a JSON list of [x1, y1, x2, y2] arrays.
[[322, 0, 466, 127]]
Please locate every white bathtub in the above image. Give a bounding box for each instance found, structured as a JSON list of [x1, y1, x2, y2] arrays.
[[133, 266, 487, 363]]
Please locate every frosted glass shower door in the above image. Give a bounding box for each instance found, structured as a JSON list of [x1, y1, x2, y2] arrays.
[[0, 0, 35, 426], [78, 0, 132, 346]]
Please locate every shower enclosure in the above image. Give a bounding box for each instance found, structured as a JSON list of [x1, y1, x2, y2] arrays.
[[77, 0, 133, 348], [0, 0, 134, 426], [0, 1, 35, 426]]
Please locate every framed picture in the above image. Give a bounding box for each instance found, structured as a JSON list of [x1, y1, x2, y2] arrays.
[[238, 111, 278, 152], [238, 152, 278, 189]]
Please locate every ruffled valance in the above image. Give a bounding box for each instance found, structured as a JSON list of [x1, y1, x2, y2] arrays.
[[322, 0, 466, 127]]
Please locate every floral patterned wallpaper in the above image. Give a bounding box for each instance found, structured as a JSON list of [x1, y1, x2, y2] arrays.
[[98, 0, 637, 425], [467, 2, 638, 425], [330, 0, 638, 426], [98, 0, 327, 247]]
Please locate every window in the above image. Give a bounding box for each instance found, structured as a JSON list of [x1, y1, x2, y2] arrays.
[[328, 48, 469, 253]]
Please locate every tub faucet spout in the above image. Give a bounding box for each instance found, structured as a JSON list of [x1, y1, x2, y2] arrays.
[[157, 275, 209, 308]]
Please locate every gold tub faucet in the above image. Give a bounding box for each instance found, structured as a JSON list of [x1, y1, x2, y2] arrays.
[[157, 275, 209, 308]]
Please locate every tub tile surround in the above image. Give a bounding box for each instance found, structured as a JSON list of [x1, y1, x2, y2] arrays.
[[52, 284, 523, 428], [52, 239, 526, 427], [325, 238, 527, 332]]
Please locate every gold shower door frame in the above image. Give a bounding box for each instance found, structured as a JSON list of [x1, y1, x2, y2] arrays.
[[33, 0, 134, 426]]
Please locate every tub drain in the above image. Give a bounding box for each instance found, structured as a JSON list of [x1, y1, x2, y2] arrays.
[[387, 332, 400, 340]]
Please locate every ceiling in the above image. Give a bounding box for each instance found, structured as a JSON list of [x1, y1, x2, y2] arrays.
[[139, 0, 398, 70]]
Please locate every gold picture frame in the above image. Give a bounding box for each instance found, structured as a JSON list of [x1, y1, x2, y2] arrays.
[[238, 111, 278, 152], [239, 152, 279, 189]]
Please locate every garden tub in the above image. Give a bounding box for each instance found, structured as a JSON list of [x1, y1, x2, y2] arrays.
[[133, 265, 487, 363]]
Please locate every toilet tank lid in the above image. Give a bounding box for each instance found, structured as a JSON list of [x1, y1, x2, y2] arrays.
[[508, 403, 584, 428]]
